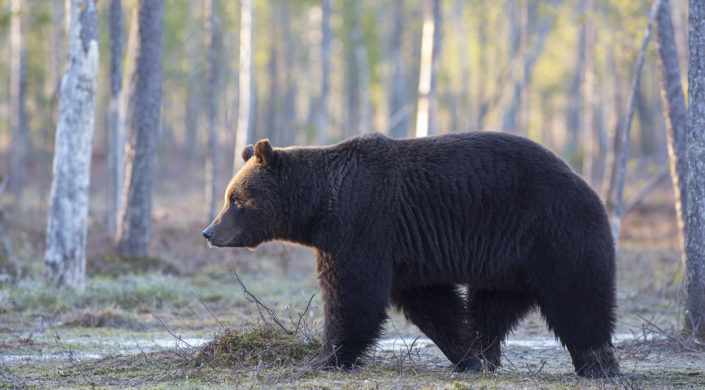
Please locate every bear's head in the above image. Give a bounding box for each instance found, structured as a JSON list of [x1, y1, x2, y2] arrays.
[[202, 139, 286, 249]]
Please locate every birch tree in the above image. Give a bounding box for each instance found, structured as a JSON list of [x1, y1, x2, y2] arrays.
[[234, 0, 254, 172], [205, 0, 218, 221], [44, 0, 100, 288], [116, 0, 164, 258], [107, 0, 125, 235], [8, 0, 25, 197], [316, 0, 331, 145], [415, 0, 441, 138], [388, 0, 409, 138], [685, 0, 705, 341], [654, 0, 688, 256]]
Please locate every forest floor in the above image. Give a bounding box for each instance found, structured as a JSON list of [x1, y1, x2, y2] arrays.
[[1, 167, 705, 389]]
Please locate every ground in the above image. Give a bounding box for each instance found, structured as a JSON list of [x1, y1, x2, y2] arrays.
[[1, 161, 703, 389]]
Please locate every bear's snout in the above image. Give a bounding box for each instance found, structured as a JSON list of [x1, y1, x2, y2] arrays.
[[202, 227, 214, 240]]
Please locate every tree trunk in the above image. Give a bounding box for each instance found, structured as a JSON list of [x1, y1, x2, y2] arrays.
[[501, 0, 524, 133], [184, 0, 203, 160], [281, 2, 297, 146], [388, 0, 408, 138], [353, 7, 371, 136], [611, 0, 660, 246], [581, 0, 596, 184], [415, 0, 441, 138], [116, 0, 164, 258], [205, 0, 218, 222], [316, 0, 331, 145], [685, 0, 705, 341], [654, 0, 688, 256], [107, 0, 125, 235], [44, 0, 100, 288], [234, 0, 254, 172], [8, 0, 25, 197], [566, 11, 586, 160]]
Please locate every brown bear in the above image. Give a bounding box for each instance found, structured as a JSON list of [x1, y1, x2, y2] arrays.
[[203, 132, 619, 378]]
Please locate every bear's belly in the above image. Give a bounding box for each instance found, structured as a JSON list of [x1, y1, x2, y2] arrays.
[[391, 258, 526, 291]]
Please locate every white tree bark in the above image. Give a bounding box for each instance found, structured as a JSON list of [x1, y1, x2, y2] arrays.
[[205, 0, 218, 221], [9, 0, 25, 197], [388, 0, 408, 139], [415, 0, 441, 138], [316, 0, 331, 145], [685, 0, 705, 341], [107, 0, 125, 235], [234, 0, 254, 172], [45, 0, 100, 289]]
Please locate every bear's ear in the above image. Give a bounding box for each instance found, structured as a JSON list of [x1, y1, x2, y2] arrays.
[[254, 139, 277, 167], [242, 144, 255, 162]]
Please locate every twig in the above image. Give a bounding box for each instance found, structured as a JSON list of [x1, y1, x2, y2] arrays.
[[623, 167, 670, 215], [54, 334, 94, 386], [133, 296, 214, 359], [294, 294, 315, 336], [0, 353, 18, 387], [636, 313, 703, 353], [190, 290, 226, 330], [229, 260, 292, 334]]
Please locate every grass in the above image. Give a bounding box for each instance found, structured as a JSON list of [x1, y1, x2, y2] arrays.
[[1, 187, 704, 388]]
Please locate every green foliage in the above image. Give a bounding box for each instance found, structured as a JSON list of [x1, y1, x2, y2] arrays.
[[0, 273, 194, 315]]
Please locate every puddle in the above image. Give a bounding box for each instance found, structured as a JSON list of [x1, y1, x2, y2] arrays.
[[1, 337, 209, 363], [1, 332, 645, 365], [375, 332, 641, 353]]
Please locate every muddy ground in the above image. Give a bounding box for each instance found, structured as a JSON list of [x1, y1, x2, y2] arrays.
[[1, 173, 704, 389]]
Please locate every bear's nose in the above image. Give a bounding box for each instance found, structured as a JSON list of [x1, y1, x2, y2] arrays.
[[202, 228, 213, 240]]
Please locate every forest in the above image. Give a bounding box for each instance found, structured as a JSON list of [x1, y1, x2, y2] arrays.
[[1, 0, 705, 388]]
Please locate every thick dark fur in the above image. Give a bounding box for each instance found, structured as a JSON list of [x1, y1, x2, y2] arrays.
[[203, 132, 620, 378]]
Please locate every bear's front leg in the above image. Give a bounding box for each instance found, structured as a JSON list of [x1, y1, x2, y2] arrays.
[[316, 250, 389, 369]]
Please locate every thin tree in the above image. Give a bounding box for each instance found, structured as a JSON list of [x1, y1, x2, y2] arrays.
[[44, 0, 100, 288], [316, 0, 331, 145], [610, 0, 661, 245], [205, 0, 218, 222], [281, 2, 297, 146], [388, 0, 409, 138], [116, 0, 165, 258], [8, 0, 25, 197], [654, 0, 688, 257], [352, 2, 371, 136], [234, 0, 254, 172], [685, 0, 705, 341], [415, 0, 441, 138], [107, 0, 125, 235], [580, 0, 596, 184], [501, 0, 524, 133], [185, 0, 203, 160]]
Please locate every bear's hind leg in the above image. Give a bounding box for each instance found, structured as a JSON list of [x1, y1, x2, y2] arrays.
[[392, 285, 478, 372], [536, 287, 619, 378], [468, 290, 536, 370]]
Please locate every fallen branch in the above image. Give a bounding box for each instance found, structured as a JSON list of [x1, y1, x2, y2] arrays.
[[636, 313, 704, 353], [624, 167, 670, 215]]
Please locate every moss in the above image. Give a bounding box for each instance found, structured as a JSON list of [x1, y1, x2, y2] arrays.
[[198, 325, 321, 367]]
